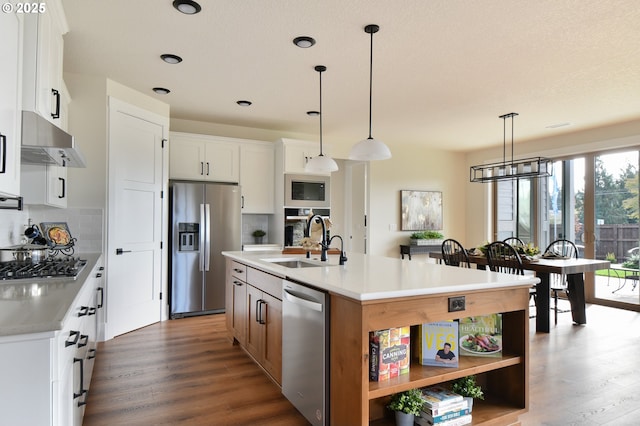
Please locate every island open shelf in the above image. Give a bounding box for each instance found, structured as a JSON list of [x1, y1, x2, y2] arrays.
[[329, 286, 530, 425]]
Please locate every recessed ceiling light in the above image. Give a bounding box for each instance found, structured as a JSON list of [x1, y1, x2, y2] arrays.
[[172, 0, 201, 14], [153, 87, 171, 95], [293, 36, 316, 48], [161, 54, 183, 64], [237, 100, 252, 107], [307, 111, 320, 116]]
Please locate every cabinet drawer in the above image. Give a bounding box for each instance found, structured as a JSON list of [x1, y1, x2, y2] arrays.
[[229, 261, 247, 282], [247, 267, 282, 300]]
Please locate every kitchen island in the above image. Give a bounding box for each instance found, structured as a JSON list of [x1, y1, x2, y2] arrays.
[[223, 251, 538, 425]]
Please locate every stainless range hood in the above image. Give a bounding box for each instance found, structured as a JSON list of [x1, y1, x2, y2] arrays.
[[21, 110, 86, 168]]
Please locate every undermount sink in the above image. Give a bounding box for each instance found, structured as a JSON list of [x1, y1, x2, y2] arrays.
[[263, 258, 329, 268]]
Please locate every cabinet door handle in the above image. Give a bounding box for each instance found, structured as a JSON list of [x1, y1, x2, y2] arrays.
[[97, 286, 104, 308], [206, 162, 210, 175], [65, 330, 80, 347], [88, 348, 97, 359], [73, 357, 88, 405], [78, 334, 89, 348], [78, 306, 89, 317], [258, 300, 267, 325], [241, 195, 244, 209], [200, 161, 204, 175], [255, 299, 261, 323], [51, 88, 60, 119], [0, 133, 6, 174], [58, 177, 65, 199]]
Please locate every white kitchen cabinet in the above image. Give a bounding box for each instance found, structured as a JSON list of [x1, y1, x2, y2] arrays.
[[0, 255, 102, 426], [21, 163, 68, 208], [169, 132, 239, 182], [22, 0, 68, 125], [240, 141, 275, 213], [278, 138, 332, 175], [0, 3, 23, 197]]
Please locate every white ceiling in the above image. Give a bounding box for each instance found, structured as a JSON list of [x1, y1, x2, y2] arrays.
[[61, 0, 640, 153]]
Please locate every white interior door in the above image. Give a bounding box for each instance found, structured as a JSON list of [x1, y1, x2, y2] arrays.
[[106, 98, 168, 338]]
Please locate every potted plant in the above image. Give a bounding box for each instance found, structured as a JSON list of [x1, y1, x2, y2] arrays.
[[409, 230, 444, 246], [252, 229, 266, 244], [387, 388, 424, 426], [451, 375, 484, 412]]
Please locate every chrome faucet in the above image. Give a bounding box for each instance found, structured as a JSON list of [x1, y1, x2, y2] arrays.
[[305, 214, 328, 261]]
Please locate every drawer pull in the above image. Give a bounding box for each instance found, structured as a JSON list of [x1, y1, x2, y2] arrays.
[[88, 307, 97, 316], [233, 280, 243, 286], [78, 334, 89, 348], [65, 330, 80, 347], [78, 306, 89, 317], [233, 268, 244, 274], [88, 348, 97, 359]]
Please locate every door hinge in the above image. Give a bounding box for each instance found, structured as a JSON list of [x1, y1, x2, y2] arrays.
[[162, 138, 166, 148], [160, 241, 163, 249], [159, 292, 162, 300], [160, 190, 164, 198]]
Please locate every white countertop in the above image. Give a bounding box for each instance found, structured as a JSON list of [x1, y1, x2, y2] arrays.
[[0, 253, 102, 338], [222, 251, 539, 301]]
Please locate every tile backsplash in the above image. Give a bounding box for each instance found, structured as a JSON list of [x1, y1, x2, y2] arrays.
[[0, 206, 104, 253]]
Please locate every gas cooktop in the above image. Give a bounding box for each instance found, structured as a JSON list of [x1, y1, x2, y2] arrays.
[[0, 257, 87, 281]]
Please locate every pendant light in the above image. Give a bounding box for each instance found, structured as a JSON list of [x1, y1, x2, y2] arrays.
[[349, 24, 391, 161], [470, 112, 552, 182], [305, 65, 339, 173]]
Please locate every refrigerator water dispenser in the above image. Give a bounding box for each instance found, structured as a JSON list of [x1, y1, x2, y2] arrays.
[[178, 223, 199, 251]]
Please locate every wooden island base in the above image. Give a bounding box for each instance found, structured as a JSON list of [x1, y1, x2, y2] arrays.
[[329, 286, 529, 425]]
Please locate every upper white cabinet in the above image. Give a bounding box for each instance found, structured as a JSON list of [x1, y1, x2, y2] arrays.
[[169, 132, 239, 183], [0, 4, 23, 197], [279, 138, 330, 175], [21, 163, 68, 208], [240, 141, 274, 214], [22, 0, 69, 125]]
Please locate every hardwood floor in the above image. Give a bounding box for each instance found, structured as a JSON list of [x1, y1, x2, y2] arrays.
[[84, 304, 640, 426]]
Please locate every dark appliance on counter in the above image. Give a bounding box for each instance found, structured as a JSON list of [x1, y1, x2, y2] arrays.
[[169, 181, 241, 318], [0, 256, 87, 281]]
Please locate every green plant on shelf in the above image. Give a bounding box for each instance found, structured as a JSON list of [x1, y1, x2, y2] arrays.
[[386, 388, 424, 415], [451, 375, 484, 400], [252, 230, 266, 238]]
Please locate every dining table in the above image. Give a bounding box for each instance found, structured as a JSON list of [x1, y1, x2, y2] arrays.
[[429, 251, 610, 333]]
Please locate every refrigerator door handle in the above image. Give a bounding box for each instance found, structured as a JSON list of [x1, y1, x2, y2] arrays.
[[204, 203, 211, 271], [199, 203, 205, 271]]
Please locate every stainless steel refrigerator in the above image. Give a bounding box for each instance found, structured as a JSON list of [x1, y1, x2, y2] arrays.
[[169, 181, 241, 318]]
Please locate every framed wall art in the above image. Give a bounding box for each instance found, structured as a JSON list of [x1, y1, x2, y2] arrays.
[[401, 190, 443, 231]]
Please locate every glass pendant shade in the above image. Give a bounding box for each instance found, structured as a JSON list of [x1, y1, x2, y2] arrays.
[[305, 154, 339, 173], [349, 137, 392, 161]]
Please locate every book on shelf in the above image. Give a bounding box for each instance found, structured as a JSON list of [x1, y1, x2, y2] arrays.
[[418, 406, 471, 425], [415, 413, 472, 426], [420, 385, 463, 408], [458, 314, 503, 358], [415, 320, 459, 367], [421, 398, 469, 417], [368, 326, 410, 381]]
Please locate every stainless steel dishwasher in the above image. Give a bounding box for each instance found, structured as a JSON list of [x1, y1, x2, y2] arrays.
[[282, 279, 329, 426]]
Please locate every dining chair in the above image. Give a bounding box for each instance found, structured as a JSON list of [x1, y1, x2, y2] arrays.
[[441, 239, 471, 268], [544, 239, 579, 324], [487, 241, 536, 317], [503, 237, 525, 248]]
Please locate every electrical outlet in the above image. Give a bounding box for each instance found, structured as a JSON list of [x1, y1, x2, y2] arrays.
[[448, 296, 466, 312]]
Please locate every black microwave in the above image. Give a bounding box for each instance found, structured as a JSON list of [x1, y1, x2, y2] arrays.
[[284, 174, 330, 208]]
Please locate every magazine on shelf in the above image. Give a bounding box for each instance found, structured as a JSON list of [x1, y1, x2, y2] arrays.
[[458, 314, 503, 358], [369, 326, 410, 381], [416, 321, 459, 367], [420, 385, 463, 408], [421, 398, 469, 417], [418, 406, 471, 425], [415, 413, 472, 426]]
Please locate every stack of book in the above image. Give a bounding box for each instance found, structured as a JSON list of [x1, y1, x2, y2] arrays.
[[415, 386, 472, 426]]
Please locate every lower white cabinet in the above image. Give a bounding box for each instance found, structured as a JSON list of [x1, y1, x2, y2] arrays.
[[0, 255, 103, 426], [21, 163, 68, 207]]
